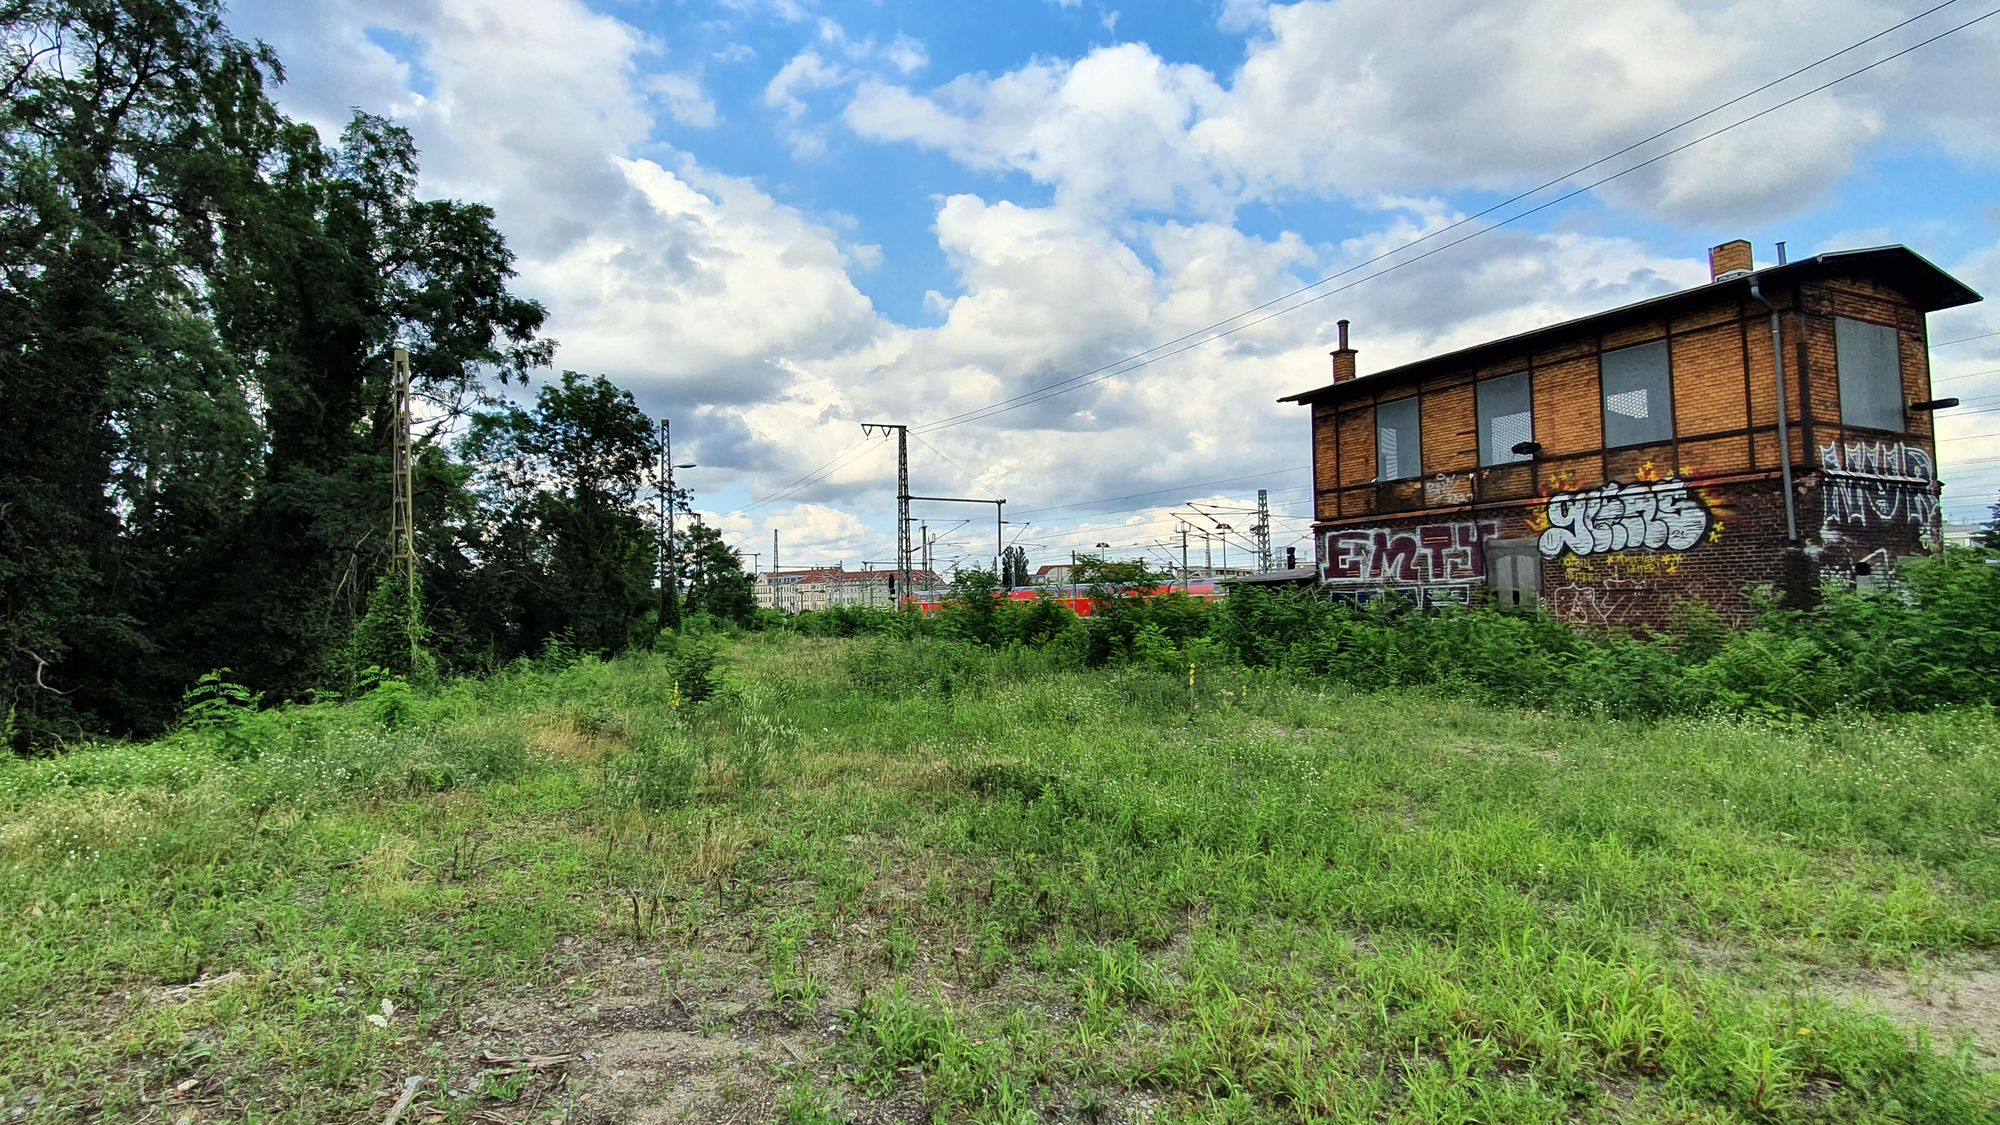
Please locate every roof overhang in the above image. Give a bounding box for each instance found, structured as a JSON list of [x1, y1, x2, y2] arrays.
[[1278, 245, 1982, 408]]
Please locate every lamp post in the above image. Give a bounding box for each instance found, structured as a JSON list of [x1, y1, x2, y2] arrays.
[[658, 418, 697, 631], [1214, 522, 1232, 575]]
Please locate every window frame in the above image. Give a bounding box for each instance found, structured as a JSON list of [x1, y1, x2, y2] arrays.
[[1835, 316, 1906, 432], [1476, 370, 1535, 467], [1374, 395, 1422, 482], [1599, 339, 1675, 450]]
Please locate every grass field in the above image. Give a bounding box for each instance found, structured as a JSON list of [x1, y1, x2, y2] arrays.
[[4, 635, 1999, 1123]]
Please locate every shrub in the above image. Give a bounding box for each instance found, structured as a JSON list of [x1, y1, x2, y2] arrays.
[[666, 635, 724, 704]]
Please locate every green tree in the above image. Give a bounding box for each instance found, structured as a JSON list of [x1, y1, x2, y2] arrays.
[[1001, 545, 1030, 588], [679, 522, 757, 626], [210, 111, 549, 697], [940, 568, 1005, 647], [1979, 496, 1999, 550], [1, 0, 283, 741], [464, 372, 657, 656], [1071, 555, 1172, 665]]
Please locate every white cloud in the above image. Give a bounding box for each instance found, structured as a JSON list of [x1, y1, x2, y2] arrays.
[[650, 71, 718, 128], [845, 0, 2000, 225], [763, 48, 846, 120], [228, 0, 1997, 567]]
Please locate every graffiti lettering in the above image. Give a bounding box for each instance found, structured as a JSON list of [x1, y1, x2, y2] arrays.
[[1560, 551, 1685, 582], [1424, 472, 1472, 507], [1325, 521, 1499, 585], [1537, 479, 1710, 559], [1551, 578, 1655, 626], [1820, 441, 1937, 530]]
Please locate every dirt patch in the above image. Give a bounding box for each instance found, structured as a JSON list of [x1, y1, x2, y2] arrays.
[[1825, 963, 2000, 1064]]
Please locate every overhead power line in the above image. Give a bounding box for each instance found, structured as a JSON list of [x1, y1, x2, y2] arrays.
[[1936, 330, 2000, 348], [911, 3, 1996, 436], [735, 435, 885, 515]]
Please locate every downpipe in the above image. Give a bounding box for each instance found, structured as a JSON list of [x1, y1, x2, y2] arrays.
[[1748, 277, 1799, 542]]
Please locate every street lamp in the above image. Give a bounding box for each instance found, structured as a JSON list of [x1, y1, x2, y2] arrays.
[[1214, 522, 1232, 574]]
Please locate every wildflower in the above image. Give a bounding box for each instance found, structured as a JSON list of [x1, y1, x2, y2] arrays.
[[1797, 1027, 1812, 1037]]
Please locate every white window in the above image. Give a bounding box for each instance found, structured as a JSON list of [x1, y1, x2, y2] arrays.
[[1376, 397, 1421, 480], [1601, 340, 1673, 447], [1837, 317, 1904, 431], [1477, 372, 1533, 465]]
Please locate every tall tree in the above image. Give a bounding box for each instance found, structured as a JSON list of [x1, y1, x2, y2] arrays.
[[209, 111, 550, 697], [1001, 545, 1030, 588], [679, 522, 756, 626], [463, 372, 657, 657], [1, 0, 282, 740]]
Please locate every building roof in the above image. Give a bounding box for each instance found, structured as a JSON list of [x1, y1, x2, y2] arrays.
[[1278, 245, 1982, 408]]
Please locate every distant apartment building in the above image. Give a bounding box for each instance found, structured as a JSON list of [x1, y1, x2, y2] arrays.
[[1281, 241, 1981, 626], [756, 566, 940, 613]]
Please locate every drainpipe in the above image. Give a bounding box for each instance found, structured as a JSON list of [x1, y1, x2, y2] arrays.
[[1748, 276, 1799, 542]]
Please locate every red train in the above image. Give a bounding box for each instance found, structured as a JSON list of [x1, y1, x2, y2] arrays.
[[910, 581, 1227, 617]]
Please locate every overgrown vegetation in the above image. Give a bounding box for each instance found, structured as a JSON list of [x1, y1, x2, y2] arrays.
[[791, 549, 2000, 721], [0, 1, 758, 750], [3, 635, 1997, 1121]]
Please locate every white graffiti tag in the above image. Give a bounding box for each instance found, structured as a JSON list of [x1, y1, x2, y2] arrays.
[[1537, 479, 1711, 559], [1820, 441, 1937, 530]]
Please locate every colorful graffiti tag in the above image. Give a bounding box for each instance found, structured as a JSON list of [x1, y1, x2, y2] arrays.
[[1820, 440, 1937, 531], [1537, 479, 1712, 559], [1324, 521, 1500, 586]]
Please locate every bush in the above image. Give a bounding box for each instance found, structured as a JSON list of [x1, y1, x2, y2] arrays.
[[665, 635, 724, 704], [847, 637, 990, 700]]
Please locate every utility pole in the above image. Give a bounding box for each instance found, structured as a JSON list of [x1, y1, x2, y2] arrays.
[[1254, 489, 1273, 572], [995, 500, 1005, 578], [657, 419, 694, 631], [390, 348, 417, 667], [1203, 529, 1213, 578], [772, 529, 780, 613], [860, 423, 909, 610], [920, 522, 929, 591], [1179, 523, 1190, 594]]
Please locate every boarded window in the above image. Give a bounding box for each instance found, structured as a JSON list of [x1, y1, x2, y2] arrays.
[[1601, 340, 1673, 447], [1837, 317, 1903, 431], [1376, 396, 1421, 480], [1477, 372, 1534, 465]]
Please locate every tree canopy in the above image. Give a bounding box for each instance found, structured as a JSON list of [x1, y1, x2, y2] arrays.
[[1, 0, 754, 748]]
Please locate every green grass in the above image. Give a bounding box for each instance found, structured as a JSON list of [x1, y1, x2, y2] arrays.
[[3, 636, 1998, 1122]]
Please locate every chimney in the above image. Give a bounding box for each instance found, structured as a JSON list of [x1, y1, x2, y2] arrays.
[[1330, 319, 1357, 383], [1708, 239, 1754, 282]]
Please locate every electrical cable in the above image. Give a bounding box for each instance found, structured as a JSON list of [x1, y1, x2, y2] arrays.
[[911, 4, 1997, 435]]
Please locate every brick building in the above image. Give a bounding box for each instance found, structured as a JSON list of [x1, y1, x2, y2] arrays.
[[1280, 242, 1981, 627]]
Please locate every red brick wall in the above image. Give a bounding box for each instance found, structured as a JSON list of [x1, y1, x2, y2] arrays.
[[1302, 275, 1942, 628]]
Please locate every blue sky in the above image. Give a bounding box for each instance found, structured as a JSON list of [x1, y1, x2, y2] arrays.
[[235, 0, 2000, 570]]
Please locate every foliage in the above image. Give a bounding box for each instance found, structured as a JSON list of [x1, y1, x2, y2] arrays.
[[461, 371, 660, 659], [0, 0, 592, 747], [4, 636, 1998, 1120], [999, 545, 1030, 588], [678, 522, 757, 627]]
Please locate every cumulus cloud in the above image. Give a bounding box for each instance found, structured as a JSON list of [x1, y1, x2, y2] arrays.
[[650, 71, 719, 127], [227, 0, 1996, 565], [847, 0, 1999, 225]]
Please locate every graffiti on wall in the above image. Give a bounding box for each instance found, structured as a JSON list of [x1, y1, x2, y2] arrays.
[[1424, 472, 1473, 507], [1324, 521, 1500, 588], [1551, 577, 1656, 626], [1537, 478, 1713, 559], [1820, 441, 1937, 531]]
